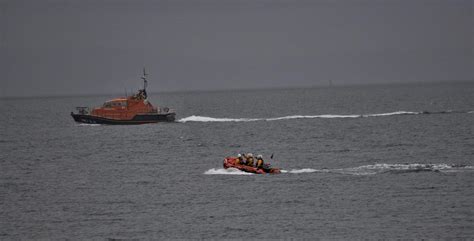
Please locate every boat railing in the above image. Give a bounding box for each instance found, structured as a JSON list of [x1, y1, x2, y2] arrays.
[[157, 107, 174, 114], [75, 107, 90, 115], [97, 112, 130, 119]]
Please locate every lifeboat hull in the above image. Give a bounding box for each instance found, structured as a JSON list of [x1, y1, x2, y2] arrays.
[[223, 157, 281, 174], [71, 112, 176, 125]]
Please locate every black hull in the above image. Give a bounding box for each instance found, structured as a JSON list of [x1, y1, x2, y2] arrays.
[[71, 113, 176, 125]]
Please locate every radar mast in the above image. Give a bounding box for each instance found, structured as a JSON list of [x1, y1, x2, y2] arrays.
[[141, 67, 148, 91]]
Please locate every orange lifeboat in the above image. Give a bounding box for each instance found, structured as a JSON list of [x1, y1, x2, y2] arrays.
[[71, 69, 176, 124]]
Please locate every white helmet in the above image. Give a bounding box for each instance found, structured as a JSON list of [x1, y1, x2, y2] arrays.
[[257, 154, 263, 159], [237, 154, 242, 158], [247, 153, 253, 157]]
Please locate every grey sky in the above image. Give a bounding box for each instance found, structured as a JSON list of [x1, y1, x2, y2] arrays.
[[0, 0, 472, 97]]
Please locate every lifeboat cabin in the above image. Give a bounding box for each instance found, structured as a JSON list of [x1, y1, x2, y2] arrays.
[[71, 70, 176, 124]]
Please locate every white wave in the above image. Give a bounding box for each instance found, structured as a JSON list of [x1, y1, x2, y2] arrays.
[[468, 110, 474, 114], [266, 114, 360, 121], [283, 164, 474, 176], [316, 114, 362, 119], [363, 111, 420, 117], [333, 168, 378, 176], [286, 168, 320, 174], [77, 123, 101, 126], [179, 115, 261, 123], [334, 163, 474, 175], [360, 163, 461, 170], [204, 168, 254, 175], [178, 111, 423, 123]]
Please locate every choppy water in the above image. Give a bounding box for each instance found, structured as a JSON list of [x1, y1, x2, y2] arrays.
[[1, 82, 473, 239]]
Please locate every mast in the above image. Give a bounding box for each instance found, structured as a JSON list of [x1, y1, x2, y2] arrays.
[[129, 68, 150, 100], [141, 67, 148, 91]]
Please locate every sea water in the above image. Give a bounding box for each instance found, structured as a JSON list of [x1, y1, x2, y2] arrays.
[[1, 82, 473, 239]]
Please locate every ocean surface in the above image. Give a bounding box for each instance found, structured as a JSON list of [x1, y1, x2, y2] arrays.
[[1, 82, 473, 239]]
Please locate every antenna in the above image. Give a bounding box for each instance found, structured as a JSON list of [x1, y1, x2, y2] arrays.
[[141, 67, 148, 90]]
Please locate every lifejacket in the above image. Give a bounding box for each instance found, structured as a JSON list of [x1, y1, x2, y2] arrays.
[[247, 157, 254, 166], [237, 157, 245, 165]]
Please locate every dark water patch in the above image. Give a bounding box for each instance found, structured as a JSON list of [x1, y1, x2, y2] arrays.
[[116, 162, 158, 167], [124, 180, 153, 185], [412, 186, 438, 190], [328, 164, 474, 175], [107, 238, 140, 241], [382, 168, 439, 174], [383, 143, 414, 148], [180, 137, 194, 142], [88, 211, 131, 217], [421, 110, 471, 115]]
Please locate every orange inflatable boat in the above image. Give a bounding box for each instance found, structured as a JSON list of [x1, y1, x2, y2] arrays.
[[223, 157, 281, 174]]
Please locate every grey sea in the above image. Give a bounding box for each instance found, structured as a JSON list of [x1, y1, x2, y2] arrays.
[[1, 82, 473, 239]]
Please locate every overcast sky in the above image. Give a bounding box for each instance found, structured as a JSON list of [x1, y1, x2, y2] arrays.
[[0, 0, 472, 97]]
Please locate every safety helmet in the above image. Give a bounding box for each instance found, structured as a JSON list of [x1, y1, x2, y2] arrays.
[[247, 153, 253, 157], [257, 154, 263, 159], [237, 154, 242, 158]]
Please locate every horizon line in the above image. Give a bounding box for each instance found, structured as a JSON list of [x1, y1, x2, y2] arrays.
[[1, 79, 473, 99]]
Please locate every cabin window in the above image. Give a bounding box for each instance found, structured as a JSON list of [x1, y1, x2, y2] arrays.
[[103, 101, 126, 107]]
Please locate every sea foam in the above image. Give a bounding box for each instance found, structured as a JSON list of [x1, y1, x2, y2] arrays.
[[204, 168, 254, 175], [178, 111, 424, 123], [77, 123, 101, 127], [286, 168, 320, 174], [179, 115, 261, 123], [285, 163, 474, 176]]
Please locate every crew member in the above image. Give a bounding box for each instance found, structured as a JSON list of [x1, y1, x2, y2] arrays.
[[246, 153, 254, 167], [236, 154, 245, 165], [256, 154, 265, 169]]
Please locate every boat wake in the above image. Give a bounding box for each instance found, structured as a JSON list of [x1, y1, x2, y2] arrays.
[[284, 163, 474, 176], [205, 164, 474, 176], [181, 116, 261, 123], [280, 168, 319, 174], [179, 110, 470, 123], [77, 123, 102, 127], [204, 168, 254, 175]]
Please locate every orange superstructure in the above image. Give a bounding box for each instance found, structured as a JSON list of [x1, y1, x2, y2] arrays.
[[90, 96, 160, 120]]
